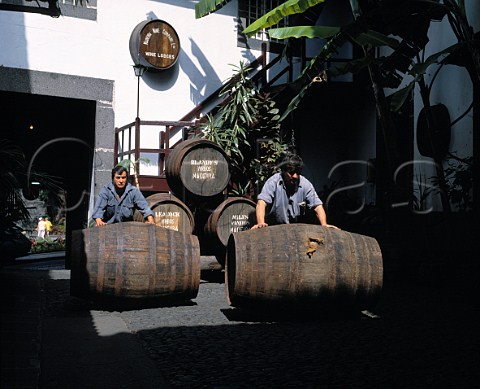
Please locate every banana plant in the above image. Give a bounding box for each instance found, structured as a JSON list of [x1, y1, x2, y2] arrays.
[[197, 0, 479, 117], [195, 0, 231, 18], [117, 157, 150, 189], [195, 0, 479, 211], [0, 139, 63, 225], [0, 140, 30, 224], [197, 62, 287, 196]]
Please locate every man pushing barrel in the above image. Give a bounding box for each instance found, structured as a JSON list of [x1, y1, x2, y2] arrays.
[[92, 165, 154, 226], [251, 153, 338, 230]]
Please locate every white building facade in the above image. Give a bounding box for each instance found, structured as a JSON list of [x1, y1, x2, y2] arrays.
[[0, 0, 478, 229]]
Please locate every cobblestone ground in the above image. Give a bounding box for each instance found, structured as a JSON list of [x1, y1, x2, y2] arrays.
[[44, 269, 479, 389]]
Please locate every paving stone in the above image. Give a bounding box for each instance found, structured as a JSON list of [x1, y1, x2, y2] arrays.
[[2, 259, 480, 388]]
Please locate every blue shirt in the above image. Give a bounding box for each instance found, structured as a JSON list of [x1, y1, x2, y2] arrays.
[[257, 172, 322, 225], [91, 182, 154, 224]]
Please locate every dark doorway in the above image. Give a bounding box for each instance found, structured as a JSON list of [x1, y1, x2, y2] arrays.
[[0, 90, 96, 265]]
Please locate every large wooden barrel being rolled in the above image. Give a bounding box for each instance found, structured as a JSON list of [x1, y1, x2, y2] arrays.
[[204, 197, 256, 265], [134, 193, 194, 235], [165, 138, 230, 200], [225, 224, 383, 310], [70, 222, 200, 300]]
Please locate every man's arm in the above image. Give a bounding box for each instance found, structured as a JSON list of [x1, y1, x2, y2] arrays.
[[314, 204, 339, 229], [251, 200, 268, 229], [92, 189, 108, 227], [132, 189, 155, 223]]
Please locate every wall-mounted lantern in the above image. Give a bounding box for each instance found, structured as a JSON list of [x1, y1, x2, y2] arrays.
[[132, 63, 147, 119]]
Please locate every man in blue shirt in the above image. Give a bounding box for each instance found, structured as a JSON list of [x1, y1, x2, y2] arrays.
[[92, 165, 154, 227], [251, 153, 338, 229]]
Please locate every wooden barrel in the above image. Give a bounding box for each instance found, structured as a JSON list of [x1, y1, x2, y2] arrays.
[[134, 193, 194, 235], [225, 224, 383, 309], [70, 222, 200, 300], [204, 197, 256, 264], [129, 19, 180, 70], [165, 138, 230, 199]]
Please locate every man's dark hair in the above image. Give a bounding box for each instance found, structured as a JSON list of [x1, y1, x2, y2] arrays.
[[111, 165, 129, 180], [279, 153, 303, 173]]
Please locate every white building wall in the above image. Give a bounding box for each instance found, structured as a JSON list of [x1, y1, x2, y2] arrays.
[[0, 0, 257, 127], [1, 0, 477, 212], [0, 0, 276, 198]]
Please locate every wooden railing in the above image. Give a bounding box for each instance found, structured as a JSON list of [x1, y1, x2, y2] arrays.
[[114, 119, 199, 192]]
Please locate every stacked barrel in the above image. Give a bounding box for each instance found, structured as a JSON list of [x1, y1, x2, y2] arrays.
[[163, 138, 256, 265]]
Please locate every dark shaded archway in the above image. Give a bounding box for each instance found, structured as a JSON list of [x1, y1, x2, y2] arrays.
[[0, 90, 96, 263]]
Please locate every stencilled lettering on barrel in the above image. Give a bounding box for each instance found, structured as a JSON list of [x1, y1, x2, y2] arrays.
[[191, 159, 217, 180], [230, 214, 250, 233], [155, 211, 181, 231]]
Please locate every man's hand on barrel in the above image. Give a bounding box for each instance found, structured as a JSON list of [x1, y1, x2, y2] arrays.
[[145, 215, 155, 225], [95, 218, 107, 227], [252, 200, 268, 229], [323, 223, 340, 230]]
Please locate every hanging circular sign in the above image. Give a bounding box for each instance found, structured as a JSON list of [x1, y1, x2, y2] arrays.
[[129, 19, 180, 70]]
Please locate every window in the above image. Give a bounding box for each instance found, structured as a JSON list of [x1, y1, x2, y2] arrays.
[[60, 0, 97, 20], [238, 0, 289, 52], [0, 0, 96, 19]]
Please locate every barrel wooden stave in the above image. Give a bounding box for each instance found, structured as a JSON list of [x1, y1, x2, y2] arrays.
[[225, 224, 383, 309], [165, 138, 230, 199], [71, 222, 200, 300], [203, 197, 256, 265], [205, 197, 256, 247], [134, 193, 195, 235]]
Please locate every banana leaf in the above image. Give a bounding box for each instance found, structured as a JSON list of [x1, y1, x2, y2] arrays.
[[195, 0, 231, 19], [327, 56, 375, 76], [268, 25, 340, 39], [354, 30, 400, 49], [389, 81, 415, 112], [279, 81, 314, 122], [243, 0, 327, 37], [410, 42, 462, 75], [269, 26, 399, 50]]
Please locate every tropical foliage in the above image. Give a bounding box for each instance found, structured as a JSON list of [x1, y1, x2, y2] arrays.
[[1, 140, 64, 259], [0, 140, 30, 225], [443, 155, 473, 211], [117, 157, 151, 189], [196, 0, 479, 119], [196, 0, 479, 211], [0, 140, 63, 226], [30, 235, 66, 254], [197, 62, 288, 196]]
